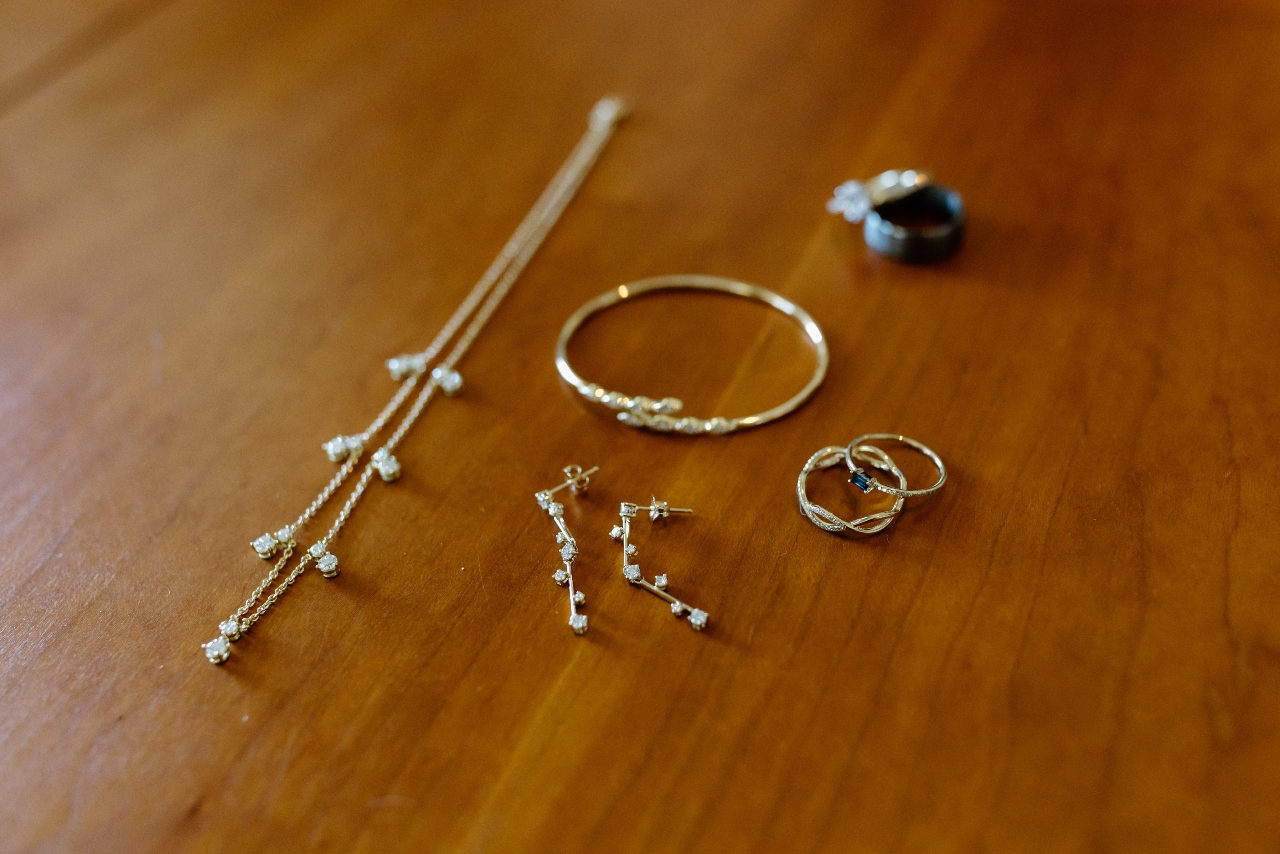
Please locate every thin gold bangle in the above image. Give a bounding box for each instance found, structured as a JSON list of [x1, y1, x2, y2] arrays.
[[555, 275, 829, 435]]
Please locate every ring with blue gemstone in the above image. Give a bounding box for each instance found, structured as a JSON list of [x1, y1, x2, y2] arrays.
[[844, 433, 947, 499]]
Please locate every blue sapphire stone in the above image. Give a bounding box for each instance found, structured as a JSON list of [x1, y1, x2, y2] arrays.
[[849, 469, 875, 492]]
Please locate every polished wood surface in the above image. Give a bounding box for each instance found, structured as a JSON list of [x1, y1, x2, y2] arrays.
[[3, 1, 1279, 851]]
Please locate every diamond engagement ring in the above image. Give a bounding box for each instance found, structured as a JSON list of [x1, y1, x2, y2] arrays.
[[828, 169, 965, 264]]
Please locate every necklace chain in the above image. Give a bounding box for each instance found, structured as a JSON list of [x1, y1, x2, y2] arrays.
[[203, 96, 629, 663]]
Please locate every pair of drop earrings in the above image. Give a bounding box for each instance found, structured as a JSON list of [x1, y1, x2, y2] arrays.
[[533, 465, 709, 636]]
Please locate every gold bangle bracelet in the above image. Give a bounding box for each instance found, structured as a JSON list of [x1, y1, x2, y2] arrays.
[[555, 275, 829, 436]]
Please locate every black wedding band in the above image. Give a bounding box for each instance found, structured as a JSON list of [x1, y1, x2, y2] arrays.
[[863, 184, 965, 264]]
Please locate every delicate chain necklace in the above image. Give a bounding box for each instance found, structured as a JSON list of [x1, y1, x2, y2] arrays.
[[202, 96, 629, 664]]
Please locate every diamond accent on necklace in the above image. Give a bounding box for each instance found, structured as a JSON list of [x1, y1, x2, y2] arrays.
[[654, 574, 668, 590], [609, 525, 624, 540], [670, 602, 683, 616], [559, 544, 576, 562], [317, 553, 339, 578], [251, 533, 279, 559], [553, 569, 569, 586], [219, 618, 241, 640], [323, 435, 364, 463], [372, 449, 401, 482], [623, 565, 641, 582], [573, 590, 586, 605], [203, 636, 230, 664], [431, 366, 464, 396], [689, 609, 708, 631], [386, 353, 428, 380], [568, 613, 588, 635], [309, 542, 327, 559], [625, 543, 637, 556]]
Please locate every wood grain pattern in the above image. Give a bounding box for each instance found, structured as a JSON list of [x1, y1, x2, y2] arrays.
[[2, 0, 1279, 851]]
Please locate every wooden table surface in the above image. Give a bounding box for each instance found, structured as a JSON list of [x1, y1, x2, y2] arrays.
[[3, 1, 1279, 851]]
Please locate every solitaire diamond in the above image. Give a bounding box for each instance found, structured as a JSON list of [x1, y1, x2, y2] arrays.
[[827, 179, 872, 223], [654, 574, 668, 590], [553, 569, 569, 586], [251, 533, 278, 559], [623, 565, 641, 582], [689, 609, 708, 631], [568, 614, 588, 635], [203, 636, 230, 664], [317, 553, 339, 578]]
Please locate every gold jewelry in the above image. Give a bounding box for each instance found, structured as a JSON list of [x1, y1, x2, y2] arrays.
[[534, 465, 598, 635], [202, 96, 629, 665], [608, 498, 707, 631], [555, 275, 829, 435]]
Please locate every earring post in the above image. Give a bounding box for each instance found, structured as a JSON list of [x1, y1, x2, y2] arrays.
[[540, 465, 599, 496]]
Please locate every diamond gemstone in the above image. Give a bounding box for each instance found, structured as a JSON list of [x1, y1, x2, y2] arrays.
[[568, 614, 588, 635], [431, 366, 464, 396], [553, 569, 569, 586], [573, 590, 586, 605], [323, 436, 349, 462], [309, 542, 327, 559], [670, 602, 684, 616], [689, 609, 709, 631], [274, 527, 294, 545], [547, 502, 563, 517], [827, 180, 872, 223], [623, 565, 641, 582], [317, 553, 339, 577], [559, 544, 575, 562], [609, 525, 624, 540], [203, 636, 230, 664], [251, 533, 278, 559], [625, 543, 637, 556], [654, 574, 668, 590], [219, 618, 240, 639], [373, 451, 401, 482], [536, 492, 551, 509], [620, 504, 637, 518]]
